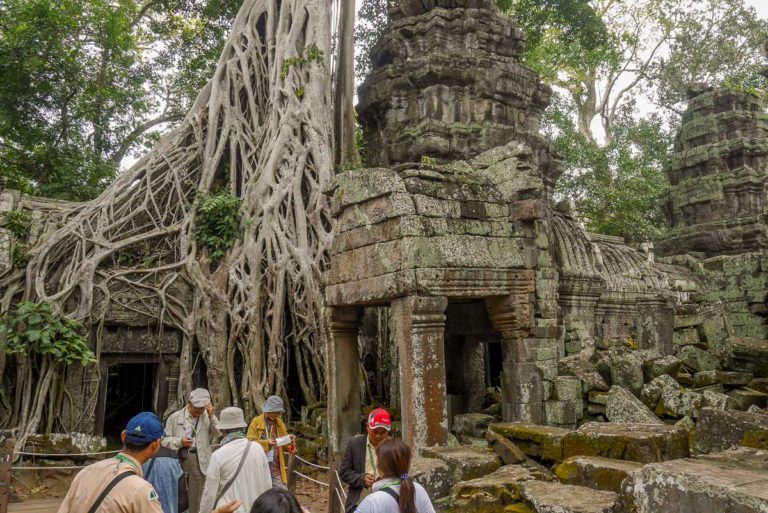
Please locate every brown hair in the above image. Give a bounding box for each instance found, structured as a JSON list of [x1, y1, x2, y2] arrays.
[[376, 439, 416, 513]]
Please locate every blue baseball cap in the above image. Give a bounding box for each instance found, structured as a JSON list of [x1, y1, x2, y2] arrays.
[[125, 412, 166, 443]]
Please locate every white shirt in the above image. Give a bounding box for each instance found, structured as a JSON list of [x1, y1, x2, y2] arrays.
[[199, 438, 272, 513], [355, 478, 436, 513]]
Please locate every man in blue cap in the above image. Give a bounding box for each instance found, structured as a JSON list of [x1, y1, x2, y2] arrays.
[[58, 412, 242, 513], [58, 412, 167, 513]]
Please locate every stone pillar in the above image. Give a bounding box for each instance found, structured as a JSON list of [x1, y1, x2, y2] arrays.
[[485, 290, 546, 424], [327, 306, 362, 452], [391, 296, 448, 448]]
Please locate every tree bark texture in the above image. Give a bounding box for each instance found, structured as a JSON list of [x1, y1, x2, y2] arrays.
[[1, 0, 334, 445]]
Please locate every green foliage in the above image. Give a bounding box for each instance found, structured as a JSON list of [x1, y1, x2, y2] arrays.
[[420, 155, 436, 167], [280, 44, 325, 79], [5, 209, 32, 240], [194, 192, 242, 262], [0, 0, 241, 201], [295, 87, 305, 99], [0, 301, 95, 365], [549, 97, 670, 242], [11, 243, 30, 270]]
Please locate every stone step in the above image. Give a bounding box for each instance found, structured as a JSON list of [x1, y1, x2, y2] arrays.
[[520, 480, 620, 513], [489, 422, 571, 462], [694, 408, 768, 453], [448, 462, 555, 513], [420, 445, 501, 481], [562, 422, 689, 463], [621, 454, 768, 513], [555, 455, 644, 493]]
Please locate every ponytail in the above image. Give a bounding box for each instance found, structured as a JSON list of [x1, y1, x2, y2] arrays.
[[376, 439, 417, 513], [398, 475, 417, 513]]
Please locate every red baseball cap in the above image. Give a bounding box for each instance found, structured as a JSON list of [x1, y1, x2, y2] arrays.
[[367, 408, 391, 431]]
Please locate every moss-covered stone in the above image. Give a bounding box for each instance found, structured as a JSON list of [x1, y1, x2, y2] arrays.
[[421, 445, 502, 481], [489, 422, 572, 462], [562, 422, 689, 463], [449, 462, 555, 513], [555, 455, 643, 493]]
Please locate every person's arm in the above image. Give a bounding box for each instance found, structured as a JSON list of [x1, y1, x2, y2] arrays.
[[135, 483, 166, 513], [212, 501, 242, 513], [339, 440, 365, 489], [198, 456, 221, 513], [246, 419, 271, 452], [161, 412, 183, 450]]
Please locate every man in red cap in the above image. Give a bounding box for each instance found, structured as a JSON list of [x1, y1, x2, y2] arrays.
[[339, 408, 391, 513]]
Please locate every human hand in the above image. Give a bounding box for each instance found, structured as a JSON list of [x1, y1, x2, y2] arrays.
[[181, 436, 194, 448], [205, 403, 214, 417], [269, 439, 278, 446], [213, 500, 242, 513], [364, 474, 375, 488]]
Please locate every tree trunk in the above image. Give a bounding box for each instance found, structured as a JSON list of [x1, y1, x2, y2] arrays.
[[334, 0, 360, 168], [3, 0, 334, 433]]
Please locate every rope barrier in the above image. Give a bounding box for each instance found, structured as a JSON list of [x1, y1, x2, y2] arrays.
[[15, 449, 120, 457], [12, 465, 89, 470], [294, 455, 330, 470], [293, 470, 329, 487], [334, 488, 345, 506], [334, 470, 346, 497]]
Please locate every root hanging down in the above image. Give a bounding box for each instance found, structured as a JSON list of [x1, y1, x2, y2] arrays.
[[1, 0, 334, 440]]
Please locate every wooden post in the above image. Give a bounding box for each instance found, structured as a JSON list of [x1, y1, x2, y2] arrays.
[[326, 452, 343, 513], [286, 453, 297, 493], [0, 439, 15, 513]]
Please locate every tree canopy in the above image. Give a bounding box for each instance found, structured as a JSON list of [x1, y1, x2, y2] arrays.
[[0, 0, 240, 201]]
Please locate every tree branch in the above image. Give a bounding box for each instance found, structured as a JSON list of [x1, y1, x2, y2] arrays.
[[110, 113, 184, 165]]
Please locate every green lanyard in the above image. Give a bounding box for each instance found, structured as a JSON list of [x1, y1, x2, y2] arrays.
[[367, 444, 376, 474], [114, 453, 138, 473]]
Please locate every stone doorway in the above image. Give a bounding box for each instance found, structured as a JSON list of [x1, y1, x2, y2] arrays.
[[95, 357, 168, 446], [445, 300, 502, 428]]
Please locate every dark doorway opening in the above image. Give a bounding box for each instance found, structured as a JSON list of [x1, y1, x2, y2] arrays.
[[487, 341, 502, 388], [102, 362, 157, 447]]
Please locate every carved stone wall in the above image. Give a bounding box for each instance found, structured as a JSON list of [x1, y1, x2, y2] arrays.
[[357, 3, 558, 194]]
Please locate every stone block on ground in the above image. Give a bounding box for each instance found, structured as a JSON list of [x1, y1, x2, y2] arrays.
[[694, 370, 753, 387], [695, 408, 768, 453], [411, 455, 453, 499], [608, 350, 651, 396], [642, 355, 682, 382], [678, 345, 722, 372], [453, 413, 496, 438], [621, 456, 768, 513], [656, 386, 702, 419], [605, 386, 662, 424], [420, 446, 501, 481], [726, 337, 768, 376], [558, 351, 609, 392], [697, 447, 768, 472], [449, 462, 555, 513], [562, 422, 689, 463], [727, 388, 768, 410], [489, 422, 572, 462], [486, 429, 527, 465], [555, 455, 643, 494], [639, 374, 678, 410], [701, 389, 735, 410], [520, 480, 620, 513]]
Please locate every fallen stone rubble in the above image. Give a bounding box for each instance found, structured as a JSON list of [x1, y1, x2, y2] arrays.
[[412, 419, 768, 513]]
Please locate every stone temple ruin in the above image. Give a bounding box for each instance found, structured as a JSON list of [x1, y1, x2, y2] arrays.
[[2, 0, 768, 510], [324, 1, 768, 511]]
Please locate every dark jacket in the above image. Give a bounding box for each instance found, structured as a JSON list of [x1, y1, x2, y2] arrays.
[[340, 434, 368, 513]]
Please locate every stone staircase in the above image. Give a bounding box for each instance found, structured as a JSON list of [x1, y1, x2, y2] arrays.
[[409, 420, 768, 513]]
